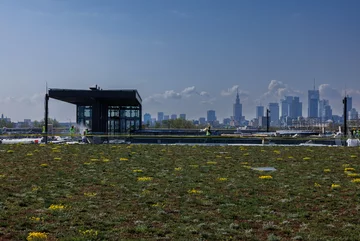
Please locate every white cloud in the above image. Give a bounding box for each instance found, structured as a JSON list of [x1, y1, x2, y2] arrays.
[[261, 80, 303, 102], [221, 85, 239, 96], [144, 86, 209, 103]]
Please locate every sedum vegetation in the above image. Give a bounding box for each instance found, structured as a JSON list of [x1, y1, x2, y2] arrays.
[[1, 144, 360, 240]]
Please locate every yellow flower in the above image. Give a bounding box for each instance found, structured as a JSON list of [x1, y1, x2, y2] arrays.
[[323, 169, 331, 173], [120, 157, 128, 161], [27, 232, 47, 241], [345, 168, 355, 172], [102, 159, 110, 162], [259, 175, 273, 179], [331, 184, 341, 189], [351, 178, 360, 183], [27, 153, 33, 156], [207, 161, 217, 165], [350, 155, 357, 158], [288, 156, 294, 159], [243, 153, 250, 156], [90, 158, 98, 161], [40, 164, 48, 167], [216, 155, 222, 158], [261, 149, 266, 152], [0, 174, 5, 178], [241, 162, 248, 165], [174, 167, 182, 171], [217, 177, 228, 181], [84, 192, 97, 197], [7, 150, 14, 153], [48, 204, 65, 210], [151, 203, 165, 207], [347, 173, 360, 177], [242, 165, 252, 169], [273, 150, 281, 154], [133, 169, 143, 173], [137, 177, 153, 182], [225, 156, 232, 159], [188, 189, 202, 194], [29, 217, 41, 222], [79, 229, 99, 236], [54, 157, 61, 161], [83, 162, 91, 165], [276, 158, 283, 161], [314, 182, 321, 187], [303, 157, 311, 160]]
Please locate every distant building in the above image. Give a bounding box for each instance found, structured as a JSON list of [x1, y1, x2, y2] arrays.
[[144, 113, 151, 125], [258, 116, 269, 128], [223, 118, 231, 125], [308, 88, 320, 118], [179, 114, 186, 120], [207, 110, 216, 123], [157, 112, 164, 122], [281, 96, 302, 119], [319, 99, 332, 122], [256, 106, 264, 119], [164, 115, 169, 120], [199, 117, 206, 125], [170, 114, 177, 120], [349, 108, 358, 120], [233, 89, 243, 124], [346, 96, 353, 113], [24, 119, 32, 126], [268, 103, 279, 126]]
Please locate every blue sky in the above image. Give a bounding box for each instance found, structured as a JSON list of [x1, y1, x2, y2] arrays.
[[0, 0, 360, 122]]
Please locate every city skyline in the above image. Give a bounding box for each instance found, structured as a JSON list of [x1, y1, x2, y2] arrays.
[[0, 1, 360, 121]]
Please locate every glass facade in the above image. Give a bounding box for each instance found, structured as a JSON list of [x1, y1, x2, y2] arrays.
[[77, 104, 141, 134], [77, 106, 92, 128], [108, 106, 140, 134]]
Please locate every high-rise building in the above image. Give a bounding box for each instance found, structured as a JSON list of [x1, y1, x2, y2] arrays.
[[256, 106, 264, 119], [280, 96, 302, 119], [308, 85, 320, 118], [291, 96, 302, 118], [157, 112, 164, 122], [144, 113, 151, 125], [179, 114, 186, 120], [163, 115, 169, 120], [323, 105, 333, 121], [170, 114, 177, 120], [207, 110, 216, 123], [346, 96, 353, 113], [199, 117, 206, 125], [268, 103, 279, 126], [319, 99, 331, 122], [233, 89, 243, 124]]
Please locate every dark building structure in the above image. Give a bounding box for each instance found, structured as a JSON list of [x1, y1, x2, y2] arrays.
[[47, 85, 142, 134]]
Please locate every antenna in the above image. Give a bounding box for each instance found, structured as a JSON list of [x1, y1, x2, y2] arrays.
[[313, 78, 315, 90], [46, 81, 48, 94]]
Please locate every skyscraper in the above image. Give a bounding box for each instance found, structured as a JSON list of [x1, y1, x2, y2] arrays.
[[268, 103, 279, 126], [308, 82, 320, 118], [171, 114, 177, 120], [157, 112, 164, 122], [280, 96, 302, 119], [233, 88, 242, 124], [179, 114, 186, 120], [346, 96, 352, 113], [207, 110, 216, 123], [144, 113, 151, 125], [256, 106, 264, 119]]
